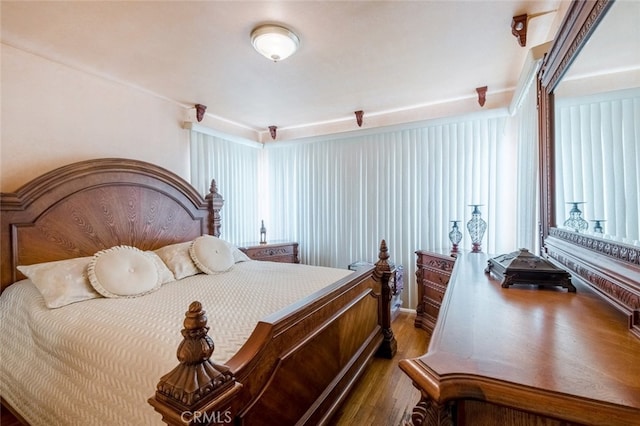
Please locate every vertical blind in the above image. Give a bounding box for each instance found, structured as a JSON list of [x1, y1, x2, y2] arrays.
[[190, 130, 264, 244], [513, 79, 541, 252], [555, 88, 640, 241], [190, 110, 544, 308], [263, 116, 514, 307]]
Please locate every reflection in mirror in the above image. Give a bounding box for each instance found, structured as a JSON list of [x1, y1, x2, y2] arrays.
[[553, 0, 640, 245]]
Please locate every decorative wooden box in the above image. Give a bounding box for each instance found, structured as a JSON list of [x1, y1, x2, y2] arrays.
[[485, 248, 575, 292]]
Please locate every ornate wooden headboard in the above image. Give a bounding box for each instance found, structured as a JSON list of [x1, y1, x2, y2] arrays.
[[0, 158, 222, 291]]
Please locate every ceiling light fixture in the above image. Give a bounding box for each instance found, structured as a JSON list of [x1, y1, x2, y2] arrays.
[[251, 24, 300, 62]]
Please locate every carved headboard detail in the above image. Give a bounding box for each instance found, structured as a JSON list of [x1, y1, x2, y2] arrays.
[[0, 158, 222, 291]]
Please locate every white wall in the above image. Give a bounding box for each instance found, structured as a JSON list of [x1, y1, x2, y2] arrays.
[[1, 44, 191, 192]]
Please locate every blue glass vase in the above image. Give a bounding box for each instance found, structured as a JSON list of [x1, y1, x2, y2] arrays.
[[449, 220, 462, 253], [590, 219, 605, 234], [467, 205, 487, 252], [564, 202, 588, 232]]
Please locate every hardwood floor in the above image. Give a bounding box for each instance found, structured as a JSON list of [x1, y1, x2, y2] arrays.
[[0, 311, 428, 426], [330, 310, 429, 426]]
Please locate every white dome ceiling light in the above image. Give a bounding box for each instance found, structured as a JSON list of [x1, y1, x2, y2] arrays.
[[250, 24, 300, 62]]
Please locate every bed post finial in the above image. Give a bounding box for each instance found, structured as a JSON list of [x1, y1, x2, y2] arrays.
[[178, 301, 215, 363], [374, 239, 390, 276], [149, 301, 241, 425], [374, 239, 397, 358], [205, 179, 224, 237]]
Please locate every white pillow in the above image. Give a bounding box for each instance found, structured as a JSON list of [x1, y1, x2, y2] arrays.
[[230, 244, 252, 263], [17, 257, 101, 309], [154, 241, 200, 279], [145, 251, 176, 284], [88, 246, 161, 298], [189, 235, 235, 274]]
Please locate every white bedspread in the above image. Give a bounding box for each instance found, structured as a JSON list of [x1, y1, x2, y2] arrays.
[[0, 261, 352, 426]]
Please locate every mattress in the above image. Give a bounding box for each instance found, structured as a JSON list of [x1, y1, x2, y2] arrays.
[[0, 260, 352, 425]]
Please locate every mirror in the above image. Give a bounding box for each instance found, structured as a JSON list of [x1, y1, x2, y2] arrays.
[[538, 0, 640, 338], [553, 0, 640, 244]]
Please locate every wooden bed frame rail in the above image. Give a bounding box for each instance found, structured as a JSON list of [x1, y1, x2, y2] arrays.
[[149, 240, 397, 426]]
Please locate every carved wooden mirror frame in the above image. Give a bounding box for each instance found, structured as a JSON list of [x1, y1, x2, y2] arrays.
[[537, 0, 639, 338]]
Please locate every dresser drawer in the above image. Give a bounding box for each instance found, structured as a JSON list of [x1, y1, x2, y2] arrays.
[[417, 253, 455, 274], [423, 281, 445, 304], [423, 269, 451, 287], [422, 297, 441, 321]]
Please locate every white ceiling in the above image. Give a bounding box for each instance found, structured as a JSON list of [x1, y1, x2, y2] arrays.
[[1, 1, 568, 142]]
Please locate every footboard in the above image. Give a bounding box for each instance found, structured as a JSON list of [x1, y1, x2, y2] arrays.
[[149, 240, 396, 426]]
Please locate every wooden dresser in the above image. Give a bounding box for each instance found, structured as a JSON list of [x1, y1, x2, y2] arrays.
[[400, 251, 640, 425], [238, 241, 299, 263], [414, 250, 456, 333]]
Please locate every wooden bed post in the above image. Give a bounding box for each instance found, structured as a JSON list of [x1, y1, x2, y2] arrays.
[[374, 239, 398, 359], [205, 179, 224, 237], [149, 301, 242, 426]]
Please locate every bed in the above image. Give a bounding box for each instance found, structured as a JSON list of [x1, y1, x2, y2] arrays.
[[0, 158, 396, 425]]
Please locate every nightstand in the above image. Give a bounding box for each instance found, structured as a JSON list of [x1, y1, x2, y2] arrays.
[[238, 241, 299, 264]]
